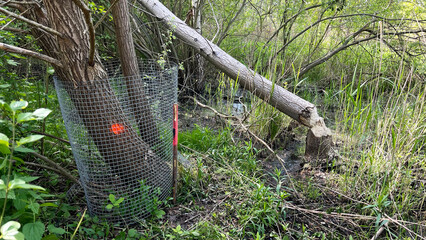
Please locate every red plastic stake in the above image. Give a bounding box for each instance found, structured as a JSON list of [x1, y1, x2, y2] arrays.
[[172, 104, 178, 204]]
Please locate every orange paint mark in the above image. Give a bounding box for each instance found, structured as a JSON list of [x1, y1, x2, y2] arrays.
[[110, 123, 125, 135]]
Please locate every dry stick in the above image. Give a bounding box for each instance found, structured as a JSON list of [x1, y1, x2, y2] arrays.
[[0, 42, 63, 67], [371, 219, 390, 240], [70, 0, 95, 66], [30, 130, 70, 145], [17, 160, 78, 184], [0, 6, 21, 30], [1, 1, 39, 5], [30, 152, 80, 185], [2, 26, 29, 33], [287, 202, 426, 237], [188, 96, 303, 200], [0, 6, 63, 37], [383, 213, 426, 240]]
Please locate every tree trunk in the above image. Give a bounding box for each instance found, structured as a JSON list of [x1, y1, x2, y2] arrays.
[[35, 0, 165, 191], [191, 0, 205, 92], [138, 0, 332, 158], [111, 0, 160, 145]]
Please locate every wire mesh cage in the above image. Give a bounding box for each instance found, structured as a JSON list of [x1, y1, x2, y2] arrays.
[[54, 60, 178, 223]]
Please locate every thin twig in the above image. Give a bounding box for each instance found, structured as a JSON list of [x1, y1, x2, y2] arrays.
[[383, 213, 426, 240], [0, 42, 63, 67], [16, 160, 78, 184], [30, 152, 80, 185], [70, 0, 95, 66], [371, 219, 390, 240], [93, 0, 120, 29], [0, 1, 39, 5], [0, 6, 63, 37], [30, 130, 70, 144], [0, 5, 30, 31]]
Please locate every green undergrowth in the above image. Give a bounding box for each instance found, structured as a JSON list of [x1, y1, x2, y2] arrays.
[[329, 66, 426, 236], [1, 64, 425, 239]]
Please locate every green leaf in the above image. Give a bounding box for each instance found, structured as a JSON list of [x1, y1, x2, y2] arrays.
[[0, 179, 5, 190], [40, 202, 58, 208], [17, 135, 44, 146], [17, 112, 35, 123], [108, 193, 115, 203], [46, 67, 55, 75], [106, 204, 113, 210], [0, 133, 9, 147], [10, 100, 28, 112], [23, 221, 45, 240], [0, 156, 8, 170], [0, 100, 11, 111], [19, 176, 39, 183], [13, 193, 27, 210], [115, 197, 124, 205], [154, 209, 165, 219], [6, 59, 19, 66], [32, 108, 52, 120], [9, 53, 26, 59], [0, 84, 11, 88], [28, 201, 40, 214], [0, 144, 11, 154], [14, 146, 36, 153], [0, 189, 16, 199], [12, 199, 27, 211], [1, 221, 24, 240], [127, 229, 138, 238], [41, 234, 60, 240], [47, 225, 65, 235], [8, 178, 45, 191]]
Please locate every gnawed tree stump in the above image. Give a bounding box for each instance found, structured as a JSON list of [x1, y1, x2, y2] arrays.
[[305, 120, 332, 160]]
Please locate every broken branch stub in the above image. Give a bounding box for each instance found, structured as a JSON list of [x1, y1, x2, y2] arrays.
[[137, 0, 332, 159]]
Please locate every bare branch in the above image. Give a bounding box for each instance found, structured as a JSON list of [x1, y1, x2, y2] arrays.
[[30, 130, 70, 144], [299, 35, 376, 77], [216, 0, 247, 47], [94, 0, 120, 29], [30, 152, 80, 184], [270, 13, 425, 66], [0, 6, 63, 37], [0, 42, 63, 67], [265, 3, 324, 46], [70, 0, 95, 66], [1, 26, 28, 33], [0, 1, 39, 5], [1, 6, 30, 31]]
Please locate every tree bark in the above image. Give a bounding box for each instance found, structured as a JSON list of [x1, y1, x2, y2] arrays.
[[138, 0, 332, 158], [191, 0, 205, 92]]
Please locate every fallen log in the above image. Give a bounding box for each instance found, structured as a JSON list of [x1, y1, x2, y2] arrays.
[[137, 0, 332, 159]]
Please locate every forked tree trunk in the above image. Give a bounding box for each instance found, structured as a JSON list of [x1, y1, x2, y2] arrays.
[[34, 0, 162, 186], [138, 0, 332, 159], [111, 0, 160, 145]]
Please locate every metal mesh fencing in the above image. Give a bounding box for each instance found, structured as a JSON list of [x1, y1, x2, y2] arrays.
[[55, 60, 178, 223]]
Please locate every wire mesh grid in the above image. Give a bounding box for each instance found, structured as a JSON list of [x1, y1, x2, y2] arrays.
[[55, 60, 178, 223]]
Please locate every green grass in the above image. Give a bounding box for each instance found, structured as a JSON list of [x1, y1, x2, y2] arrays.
[[1, 60, 425, 239]]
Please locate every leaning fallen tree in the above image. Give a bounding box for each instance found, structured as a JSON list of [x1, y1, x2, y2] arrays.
[[137, 0, 332, 159]]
